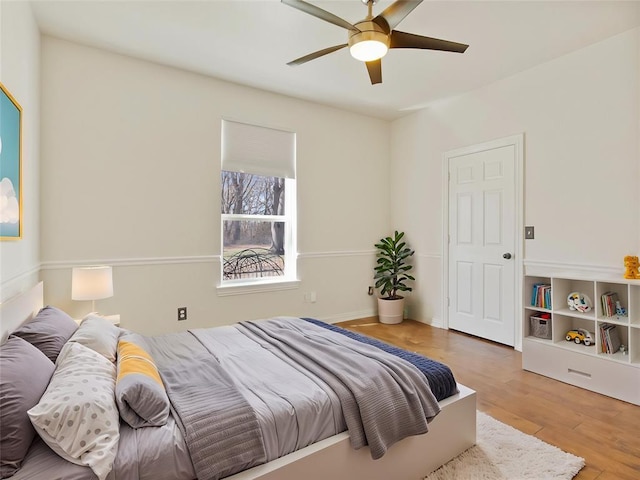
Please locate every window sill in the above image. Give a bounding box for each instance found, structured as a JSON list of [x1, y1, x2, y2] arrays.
[[216, 278, 301, 297]]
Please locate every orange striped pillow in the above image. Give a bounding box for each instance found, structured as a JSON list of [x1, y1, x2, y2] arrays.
[[115, 339, 169, 428], [117, 340, 163, 385]]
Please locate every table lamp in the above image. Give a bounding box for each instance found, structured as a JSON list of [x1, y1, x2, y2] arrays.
[[72, 265, 113, 314]]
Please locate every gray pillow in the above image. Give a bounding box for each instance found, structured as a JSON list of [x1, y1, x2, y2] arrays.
[[12, 306, 78, 362], [69, 314, 121, 362], [0, 336, 55, 478]]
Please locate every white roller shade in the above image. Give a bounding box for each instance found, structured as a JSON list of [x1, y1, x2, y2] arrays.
[[222, 120, 296, 179]]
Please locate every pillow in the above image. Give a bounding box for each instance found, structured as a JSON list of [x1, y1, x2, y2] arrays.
[[115, 338, 170, 428], [0, 336, 55, 478], [68, 314, 121, 362], [28, 342, 119, 480], [11, 305, 78, 362]]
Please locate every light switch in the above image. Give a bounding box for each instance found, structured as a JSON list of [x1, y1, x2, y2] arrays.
[[525, 226, 535, 239]]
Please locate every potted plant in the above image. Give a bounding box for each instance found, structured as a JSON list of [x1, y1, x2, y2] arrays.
[[374, 230, 415, 324]]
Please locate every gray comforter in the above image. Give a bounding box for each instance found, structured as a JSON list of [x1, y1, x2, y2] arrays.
[[238, 317, 441, 459], [152, 317, 441, 478], [143, 332, 267, 480], [159, 353, 267, 479]]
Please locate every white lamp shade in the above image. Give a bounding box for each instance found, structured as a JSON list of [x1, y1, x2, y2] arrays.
[[72, 266, 113, 301]]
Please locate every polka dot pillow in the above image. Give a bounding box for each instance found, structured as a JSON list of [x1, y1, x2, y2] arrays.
[[28, 341, 119, 480]]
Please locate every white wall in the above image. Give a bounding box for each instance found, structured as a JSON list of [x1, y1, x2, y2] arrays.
[[39, 37, 390, 334], [0, 2, 40, 302], [391, 27, 640, 325], [15, 21, 639, 334]]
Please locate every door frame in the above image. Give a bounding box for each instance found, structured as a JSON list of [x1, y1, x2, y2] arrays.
[[441, 134, 525, 351]]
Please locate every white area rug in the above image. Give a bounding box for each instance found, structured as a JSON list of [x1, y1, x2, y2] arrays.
[[426, 412, 585, 480]]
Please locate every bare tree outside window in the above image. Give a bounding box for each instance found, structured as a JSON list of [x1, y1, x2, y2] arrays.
[[221, 171, 287, 279]]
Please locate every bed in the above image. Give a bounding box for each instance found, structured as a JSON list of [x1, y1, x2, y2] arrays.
[[0, 282, 476, 480]]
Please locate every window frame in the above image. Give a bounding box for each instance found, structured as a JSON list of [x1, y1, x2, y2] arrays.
[[219, 176, 297, 289]]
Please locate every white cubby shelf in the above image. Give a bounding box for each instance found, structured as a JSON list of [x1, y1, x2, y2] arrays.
[[523, 274, 640, 405]]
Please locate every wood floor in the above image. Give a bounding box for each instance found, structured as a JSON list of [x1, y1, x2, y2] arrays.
[[338, 319, 640, 480]]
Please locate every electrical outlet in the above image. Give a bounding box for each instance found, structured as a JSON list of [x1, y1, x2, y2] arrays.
[[177, 307, 187, 321]]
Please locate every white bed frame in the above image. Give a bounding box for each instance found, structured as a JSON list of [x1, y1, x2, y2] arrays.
[[0, 281, 44, 343], [228, 384, 476, 480], [1, 282, 477, 480]]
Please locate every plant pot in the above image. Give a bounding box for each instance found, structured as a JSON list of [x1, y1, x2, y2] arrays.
[[377, 297, 405, 324]]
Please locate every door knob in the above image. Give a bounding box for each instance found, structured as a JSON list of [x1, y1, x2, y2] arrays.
[[503, 253, 512, 259]]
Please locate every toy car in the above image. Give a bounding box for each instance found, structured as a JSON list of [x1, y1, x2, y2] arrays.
[[565, 328, 594, 346]]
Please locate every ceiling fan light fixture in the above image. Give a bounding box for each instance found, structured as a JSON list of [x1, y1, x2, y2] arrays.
[[348, 22, 389, 62], [282, 0, 469, 85], [350, 40, 388, 62]]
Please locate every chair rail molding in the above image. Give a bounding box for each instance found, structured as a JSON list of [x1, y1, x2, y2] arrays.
[[40, 255, 221, 269], [524, 259, 622, 278], [40, 250, 376, 270]]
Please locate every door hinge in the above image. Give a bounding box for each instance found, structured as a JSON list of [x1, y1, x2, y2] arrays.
[[447, 297, 450, 306]]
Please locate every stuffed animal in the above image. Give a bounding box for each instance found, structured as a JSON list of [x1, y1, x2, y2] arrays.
[[623, 255, 640, 279]]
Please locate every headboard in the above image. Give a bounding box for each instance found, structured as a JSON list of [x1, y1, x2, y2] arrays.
[[0, 281, 44, 343]]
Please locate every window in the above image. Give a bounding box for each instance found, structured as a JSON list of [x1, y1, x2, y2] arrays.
[[220, 120, 296, 285]]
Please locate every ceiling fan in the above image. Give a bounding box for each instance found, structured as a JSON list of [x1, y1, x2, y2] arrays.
[[282, 0, 469, 85]]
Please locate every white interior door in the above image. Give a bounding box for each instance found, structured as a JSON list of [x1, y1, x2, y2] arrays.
[[447, 141, 517, 346]]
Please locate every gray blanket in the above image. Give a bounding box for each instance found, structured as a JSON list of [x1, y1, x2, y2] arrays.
[[238, 317, 441, 459], [145, 332, 267, 480]]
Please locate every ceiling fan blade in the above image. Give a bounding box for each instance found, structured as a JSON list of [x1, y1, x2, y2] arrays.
[[365, 59, 382, 85], [281, 0, 359, 32], [390, 30, 469, 53], [374, 0, 423, 32], [287, 44, 348, 66]]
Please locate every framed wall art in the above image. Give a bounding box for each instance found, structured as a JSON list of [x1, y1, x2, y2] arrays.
[[0, 82, 22, 240]]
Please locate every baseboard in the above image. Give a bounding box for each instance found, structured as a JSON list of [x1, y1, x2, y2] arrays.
[[319, 310, 377, 324], [413, 317, 445, 329]]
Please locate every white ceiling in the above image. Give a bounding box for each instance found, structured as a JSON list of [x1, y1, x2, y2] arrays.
[[30, 0, 640, 120]]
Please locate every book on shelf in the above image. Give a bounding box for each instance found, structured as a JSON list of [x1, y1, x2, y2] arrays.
[[600, 291, 619, 317], [531, 283, 551, 309], [599, 323, 622, 354]]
